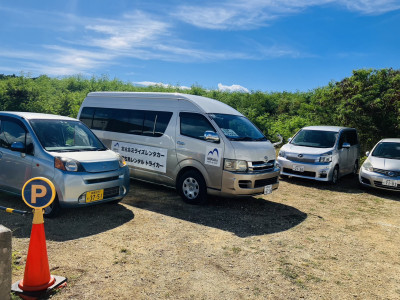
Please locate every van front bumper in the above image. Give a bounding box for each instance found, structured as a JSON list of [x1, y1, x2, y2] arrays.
[[216, 168, 280, 197], [278, 157, 333, 181], [53, 166, 130, 208]]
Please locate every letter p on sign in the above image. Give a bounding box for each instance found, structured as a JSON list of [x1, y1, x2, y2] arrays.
[[31, 185, 47, 204]]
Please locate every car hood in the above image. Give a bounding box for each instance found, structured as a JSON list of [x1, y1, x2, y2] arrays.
[[229, 141, 276, 162], [51, 150, 120, 172], [368, 156, 400, 170], [280, 143, 333, 155]]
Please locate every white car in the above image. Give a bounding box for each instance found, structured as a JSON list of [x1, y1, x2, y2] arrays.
[[359, 138, 400, 191]]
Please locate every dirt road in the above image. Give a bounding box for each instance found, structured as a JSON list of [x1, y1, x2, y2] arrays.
[[2, 176, 400, 299]]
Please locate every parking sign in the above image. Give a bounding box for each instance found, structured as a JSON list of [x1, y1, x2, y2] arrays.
[[22, 177, 56, 209]]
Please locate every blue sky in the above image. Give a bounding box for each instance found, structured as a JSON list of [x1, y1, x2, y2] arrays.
[[1, 0, 400, 92]]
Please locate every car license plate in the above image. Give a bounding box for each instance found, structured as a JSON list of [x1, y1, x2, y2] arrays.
[[293, 165, 304, 172], [86, 189, 104, 203], [382, 179, 397, 187], [264, 185, 272, 195]]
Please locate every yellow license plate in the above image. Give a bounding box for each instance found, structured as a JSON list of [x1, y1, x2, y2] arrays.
[[86, 189, 104, 203]]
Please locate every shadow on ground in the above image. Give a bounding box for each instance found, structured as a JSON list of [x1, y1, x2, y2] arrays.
[[125, 181, 307, 238], [0, 192, 134, 241]]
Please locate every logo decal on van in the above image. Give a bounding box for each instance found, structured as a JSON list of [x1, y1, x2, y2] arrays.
[[205, 146, 222, 167]]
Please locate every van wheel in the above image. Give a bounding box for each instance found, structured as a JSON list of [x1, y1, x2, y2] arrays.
[[352, 161, 359, 176], [44, 196, 61, 218], [177, 170, 207, 205], [331, 166, 339, 184]]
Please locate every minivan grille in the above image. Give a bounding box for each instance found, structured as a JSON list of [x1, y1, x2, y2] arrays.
[[283, 168, 316, 178], [286, 155, 316, 163], [248, 160, 275, 172]]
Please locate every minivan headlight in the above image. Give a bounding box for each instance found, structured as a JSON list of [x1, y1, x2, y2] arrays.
[[362, 161, 374, 172], [224, 159, 248, 172], [117, 154, 127, 168], [54, 157, 84, 172], [319, 152, 332, 163]]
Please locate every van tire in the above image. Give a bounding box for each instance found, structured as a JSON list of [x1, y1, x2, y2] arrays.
[[352, 160, 359, 176], [177, 170, 207, 205], [331, 166, 339, 184], [44, 196, 61, 218]]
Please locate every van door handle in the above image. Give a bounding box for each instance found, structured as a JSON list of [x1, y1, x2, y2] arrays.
[[177, 141, 185, 146]]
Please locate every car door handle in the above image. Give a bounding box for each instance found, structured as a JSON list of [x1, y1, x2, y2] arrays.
[[177, 141, 185, 146]]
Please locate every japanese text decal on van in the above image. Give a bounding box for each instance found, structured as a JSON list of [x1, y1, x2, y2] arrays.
[[205, 146, 222, 167], [112, 141, 168, 173]]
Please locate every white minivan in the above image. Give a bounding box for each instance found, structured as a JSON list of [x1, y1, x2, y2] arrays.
[[78, 92, 280, 204]]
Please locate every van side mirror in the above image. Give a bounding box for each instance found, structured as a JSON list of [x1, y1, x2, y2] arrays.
[[204, 131, 220, 143], [11, 142, 26, 153], [273, 133, 283, 147], [342, 142, 351, 149]]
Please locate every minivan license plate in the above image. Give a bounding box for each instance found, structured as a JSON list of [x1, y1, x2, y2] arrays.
[[264, 185, 272, 195], [293, 165, 304, 172], [86, 189, 104, 202], [382, 179, 397, 187]]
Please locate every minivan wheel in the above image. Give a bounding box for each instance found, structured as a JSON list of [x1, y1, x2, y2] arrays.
[[352, 161, 359, 176], [331, 166, 339, 184], [44, 196, 61, 218], [177, 170, 207, 205]]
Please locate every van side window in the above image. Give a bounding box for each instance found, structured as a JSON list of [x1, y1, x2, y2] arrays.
[[180, 112, 216, 140], [347, 130, 358, 146], [0, 120, 26, 149], [81, 107, 172, 137]]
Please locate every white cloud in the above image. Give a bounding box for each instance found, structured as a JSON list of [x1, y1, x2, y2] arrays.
[[218, 83, 250, 93], [134, 81, 191, 90]]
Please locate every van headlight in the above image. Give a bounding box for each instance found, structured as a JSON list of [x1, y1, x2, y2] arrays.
[[224, 159, 248, 172], [117, 154, 127, 168], [362, 161, 374, 172], [319, 152, 332, 163], [54, 157, 84, 172]]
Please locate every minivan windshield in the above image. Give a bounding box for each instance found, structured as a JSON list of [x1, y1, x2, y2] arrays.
[[291, 129, 338, 148], [30, 119, 106, 152], [208, 113, 266, 141], [372, 142, 400, 159]]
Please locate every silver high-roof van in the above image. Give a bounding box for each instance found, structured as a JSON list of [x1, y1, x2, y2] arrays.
[[78, 92, 280, 204], [0, 111, 130, 217]]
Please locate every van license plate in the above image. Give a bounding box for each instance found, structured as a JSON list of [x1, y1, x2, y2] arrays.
[[86, 189, 104, 202], [293, 165, 304, 172], [264, 185, 272, 195], [382, 179, 397, 187]]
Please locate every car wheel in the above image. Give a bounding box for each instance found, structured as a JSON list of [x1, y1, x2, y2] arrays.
[[177, 170, 207, 205], [331, 166, 339, 184], [43, 196, 61, 218]]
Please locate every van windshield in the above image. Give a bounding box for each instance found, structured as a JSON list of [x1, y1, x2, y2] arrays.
[[30, 119, 106, 152], [372, 142, 400, 159], [208, 113, 266, 141], [291, 129, 338, 148]]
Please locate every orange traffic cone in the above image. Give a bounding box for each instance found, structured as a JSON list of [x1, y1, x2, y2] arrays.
[[12, 209, 67, 299]]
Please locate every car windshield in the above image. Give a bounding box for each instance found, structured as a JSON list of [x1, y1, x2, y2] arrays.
[[30, 119, 106, 152], [372, 142, 400, 159], [291, 129, 338, 148], [208, 113, 266, 141]]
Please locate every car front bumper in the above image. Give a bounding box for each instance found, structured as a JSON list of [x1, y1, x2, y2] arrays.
[[359, 169, 400, 191]]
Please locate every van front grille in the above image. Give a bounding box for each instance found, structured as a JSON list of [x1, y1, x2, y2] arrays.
[[283, 168, 316, 178], [248, 160, 275, 173]]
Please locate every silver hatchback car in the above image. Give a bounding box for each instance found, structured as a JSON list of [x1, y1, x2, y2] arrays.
[[278, 126, 360, 183], [0, 112, 130, 217], [359, 138, 400, 191]]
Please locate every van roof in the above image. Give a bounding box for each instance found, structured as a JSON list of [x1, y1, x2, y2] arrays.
[[0, 111, 77, 121], [86, 92, 242, 115], [302, 125, 354, 132]]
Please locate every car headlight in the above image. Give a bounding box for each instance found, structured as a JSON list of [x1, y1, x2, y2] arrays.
[[117, 154, 127, 168], [362, 161, 374, 172], [224, 159, 248, 172], [278, 150, 286, 158], [54, 157, 84, 172], [319, 152, 332, 163]]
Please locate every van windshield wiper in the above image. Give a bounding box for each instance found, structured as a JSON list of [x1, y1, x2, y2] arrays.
[[231, 137, 255, 141]]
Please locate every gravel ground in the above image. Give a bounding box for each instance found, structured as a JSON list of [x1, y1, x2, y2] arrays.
[[2, 175, 400, 299]]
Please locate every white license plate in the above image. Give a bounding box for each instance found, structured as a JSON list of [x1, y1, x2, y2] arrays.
[[264, 185, 272, 195], [293, 165, 304, 172], [382, 179, 397, 187]]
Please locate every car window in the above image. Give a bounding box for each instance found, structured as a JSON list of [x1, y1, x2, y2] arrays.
[[180, 112, 216, 140], [0, 120, 26, 149]]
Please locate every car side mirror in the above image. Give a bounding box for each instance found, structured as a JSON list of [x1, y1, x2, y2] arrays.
[[204, 131, 220, 143], [366, 151, 370, 156], [288, 137, 292, 143], [342, 142, 351, 149], [11, 141, 26, 153], [273, 133, 283, 147]]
